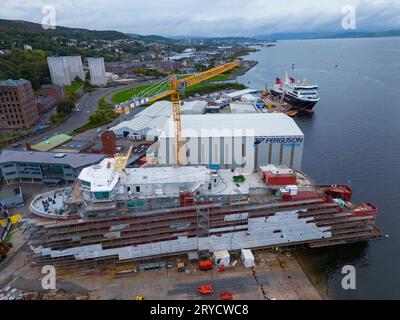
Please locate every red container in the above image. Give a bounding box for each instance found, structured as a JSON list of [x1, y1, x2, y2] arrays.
[[264, 172, 297, 186], [199, 259, 213, 271]]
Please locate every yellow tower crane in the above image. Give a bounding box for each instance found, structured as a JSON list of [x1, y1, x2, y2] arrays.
[[116, 60, 240, 164]]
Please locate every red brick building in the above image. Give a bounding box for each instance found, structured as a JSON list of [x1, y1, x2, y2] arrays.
[[40, 84, 66, 103], [0, 79, 39, 129]]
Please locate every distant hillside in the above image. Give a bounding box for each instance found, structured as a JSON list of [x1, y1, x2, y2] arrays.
[[126, 33, 173, 42], [254, 29, 400, 41], [0, 19, 130, 44], [170, 35, 256, 42]]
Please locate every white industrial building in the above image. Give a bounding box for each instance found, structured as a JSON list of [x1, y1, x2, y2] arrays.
[[88, 57, 107, 86], [230, 102, 257, 113], [159, 113, 304, 172], [224, 88, 259, 100], [47, 56, 84, 86], [111, 100, 207, 141]]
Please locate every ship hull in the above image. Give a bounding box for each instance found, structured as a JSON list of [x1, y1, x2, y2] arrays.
[[270, 89, 318, 112], [29, 196, 378, 270]]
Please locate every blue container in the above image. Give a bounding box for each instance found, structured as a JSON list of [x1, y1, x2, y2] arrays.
[[209, 163, 220, 171]]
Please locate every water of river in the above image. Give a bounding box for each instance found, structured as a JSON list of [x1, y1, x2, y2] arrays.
[[237, 37, 400, 299]]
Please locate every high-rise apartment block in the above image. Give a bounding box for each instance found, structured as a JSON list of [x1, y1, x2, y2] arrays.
[[47, 56, 85, 86], [0, 79, 39, 129], [88, 57, 107, 86]]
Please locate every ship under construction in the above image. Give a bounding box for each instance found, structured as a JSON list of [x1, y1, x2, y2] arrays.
[[27, 154, 381, 271]]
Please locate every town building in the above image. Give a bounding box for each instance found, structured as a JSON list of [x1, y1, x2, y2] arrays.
[[40, 84, 66, 102], [0, 150, 105, 185], [51, 140, 95, 154], [88, 57, 107, 86], [0, 79, 39, 129], [35, 96, 56, 114], [47, 56, 85, 86], [29, 134, 73, 152]]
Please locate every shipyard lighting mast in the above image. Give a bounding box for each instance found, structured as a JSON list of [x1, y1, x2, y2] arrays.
[[116, 60, 240, 164]]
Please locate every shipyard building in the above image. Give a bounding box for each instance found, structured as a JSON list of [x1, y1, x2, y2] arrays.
[[159, 113, 304, 171], [112, 100, 207, 141]]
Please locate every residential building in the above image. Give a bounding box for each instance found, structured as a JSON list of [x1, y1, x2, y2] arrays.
[[35, 96, 56, 114], [0, 79, 39, 129], [0, 150, 105, 185], [88, 57, 107, 86], [40, 84, 66, 102], [29, 134, 73, 152], [51, 140, 95, 154]]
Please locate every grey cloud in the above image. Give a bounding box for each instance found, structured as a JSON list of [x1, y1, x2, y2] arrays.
[[0, 0, 399, 36]]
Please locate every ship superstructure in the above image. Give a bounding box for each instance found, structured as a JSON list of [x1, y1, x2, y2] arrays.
[[270, 73, 320, 112], [28, 157, 380, 271]]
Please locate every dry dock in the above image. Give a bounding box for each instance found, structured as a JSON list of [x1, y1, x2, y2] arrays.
[[61, 250, 322, 300], [260, 95, 300, 117], [0, 245, 321, 300]]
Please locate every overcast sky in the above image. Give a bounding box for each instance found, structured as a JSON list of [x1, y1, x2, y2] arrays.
[[2, 0, 400, 36]]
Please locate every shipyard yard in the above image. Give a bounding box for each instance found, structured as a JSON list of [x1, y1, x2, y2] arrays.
[[0, 57, 381, 300], [0, 228, 321, 300], [0, 181, 324, 300], [0, 56, 383, 301]]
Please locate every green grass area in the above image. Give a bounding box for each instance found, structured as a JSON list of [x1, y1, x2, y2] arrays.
[[66, 81, 84, 97], [99, 96, 114, 109], [111, 76, 242, 104], [112, 82, 171, 104], [50, 113, 66, 125], [206, 73, 232, 82], [71, 109, 118, 135], [71, 81, 244, 136], [184, 82, 246, 98]]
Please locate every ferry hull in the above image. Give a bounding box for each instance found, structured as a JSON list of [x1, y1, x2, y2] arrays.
[[270, 89, 318, 111]]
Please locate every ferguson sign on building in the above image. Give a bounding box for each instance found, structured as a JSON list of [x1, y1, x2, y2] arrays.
[[158, 113, 304, 172]]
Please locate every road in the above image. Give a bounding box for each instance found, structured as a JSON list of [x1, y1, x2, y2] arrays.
[[11, 78, 160, 147], [17, 84, 134, 146]]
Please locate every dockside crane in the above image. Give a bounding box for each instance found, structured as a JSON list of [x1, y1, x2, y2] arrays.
[[115, 60, 240, 164]]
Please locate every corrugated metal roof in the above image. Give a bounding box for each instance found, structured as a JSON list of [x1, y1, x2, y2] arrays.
[[0, 150, 105, 168], [230, 103, 257, 113], [139, 101, 171, 117], [161, 113, 304, 138], [0, 79, 31, 87], [31, 134, 73, 152], [225, 89, 258, 99], [181, 100, 207, 114]]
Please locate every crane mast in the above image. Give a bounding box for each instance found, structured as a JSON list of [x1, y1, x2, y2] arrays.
[[116, 60, 240, 165], [170, 60, 240, 164]]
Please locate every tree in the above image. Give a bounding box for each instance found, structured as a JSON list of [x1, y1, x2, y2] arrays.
[[57, 98, 75, 115]]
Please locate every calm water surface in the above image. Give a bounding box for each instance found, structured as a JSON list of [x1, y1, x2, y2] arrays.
[[238, 38, 400, 299]]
